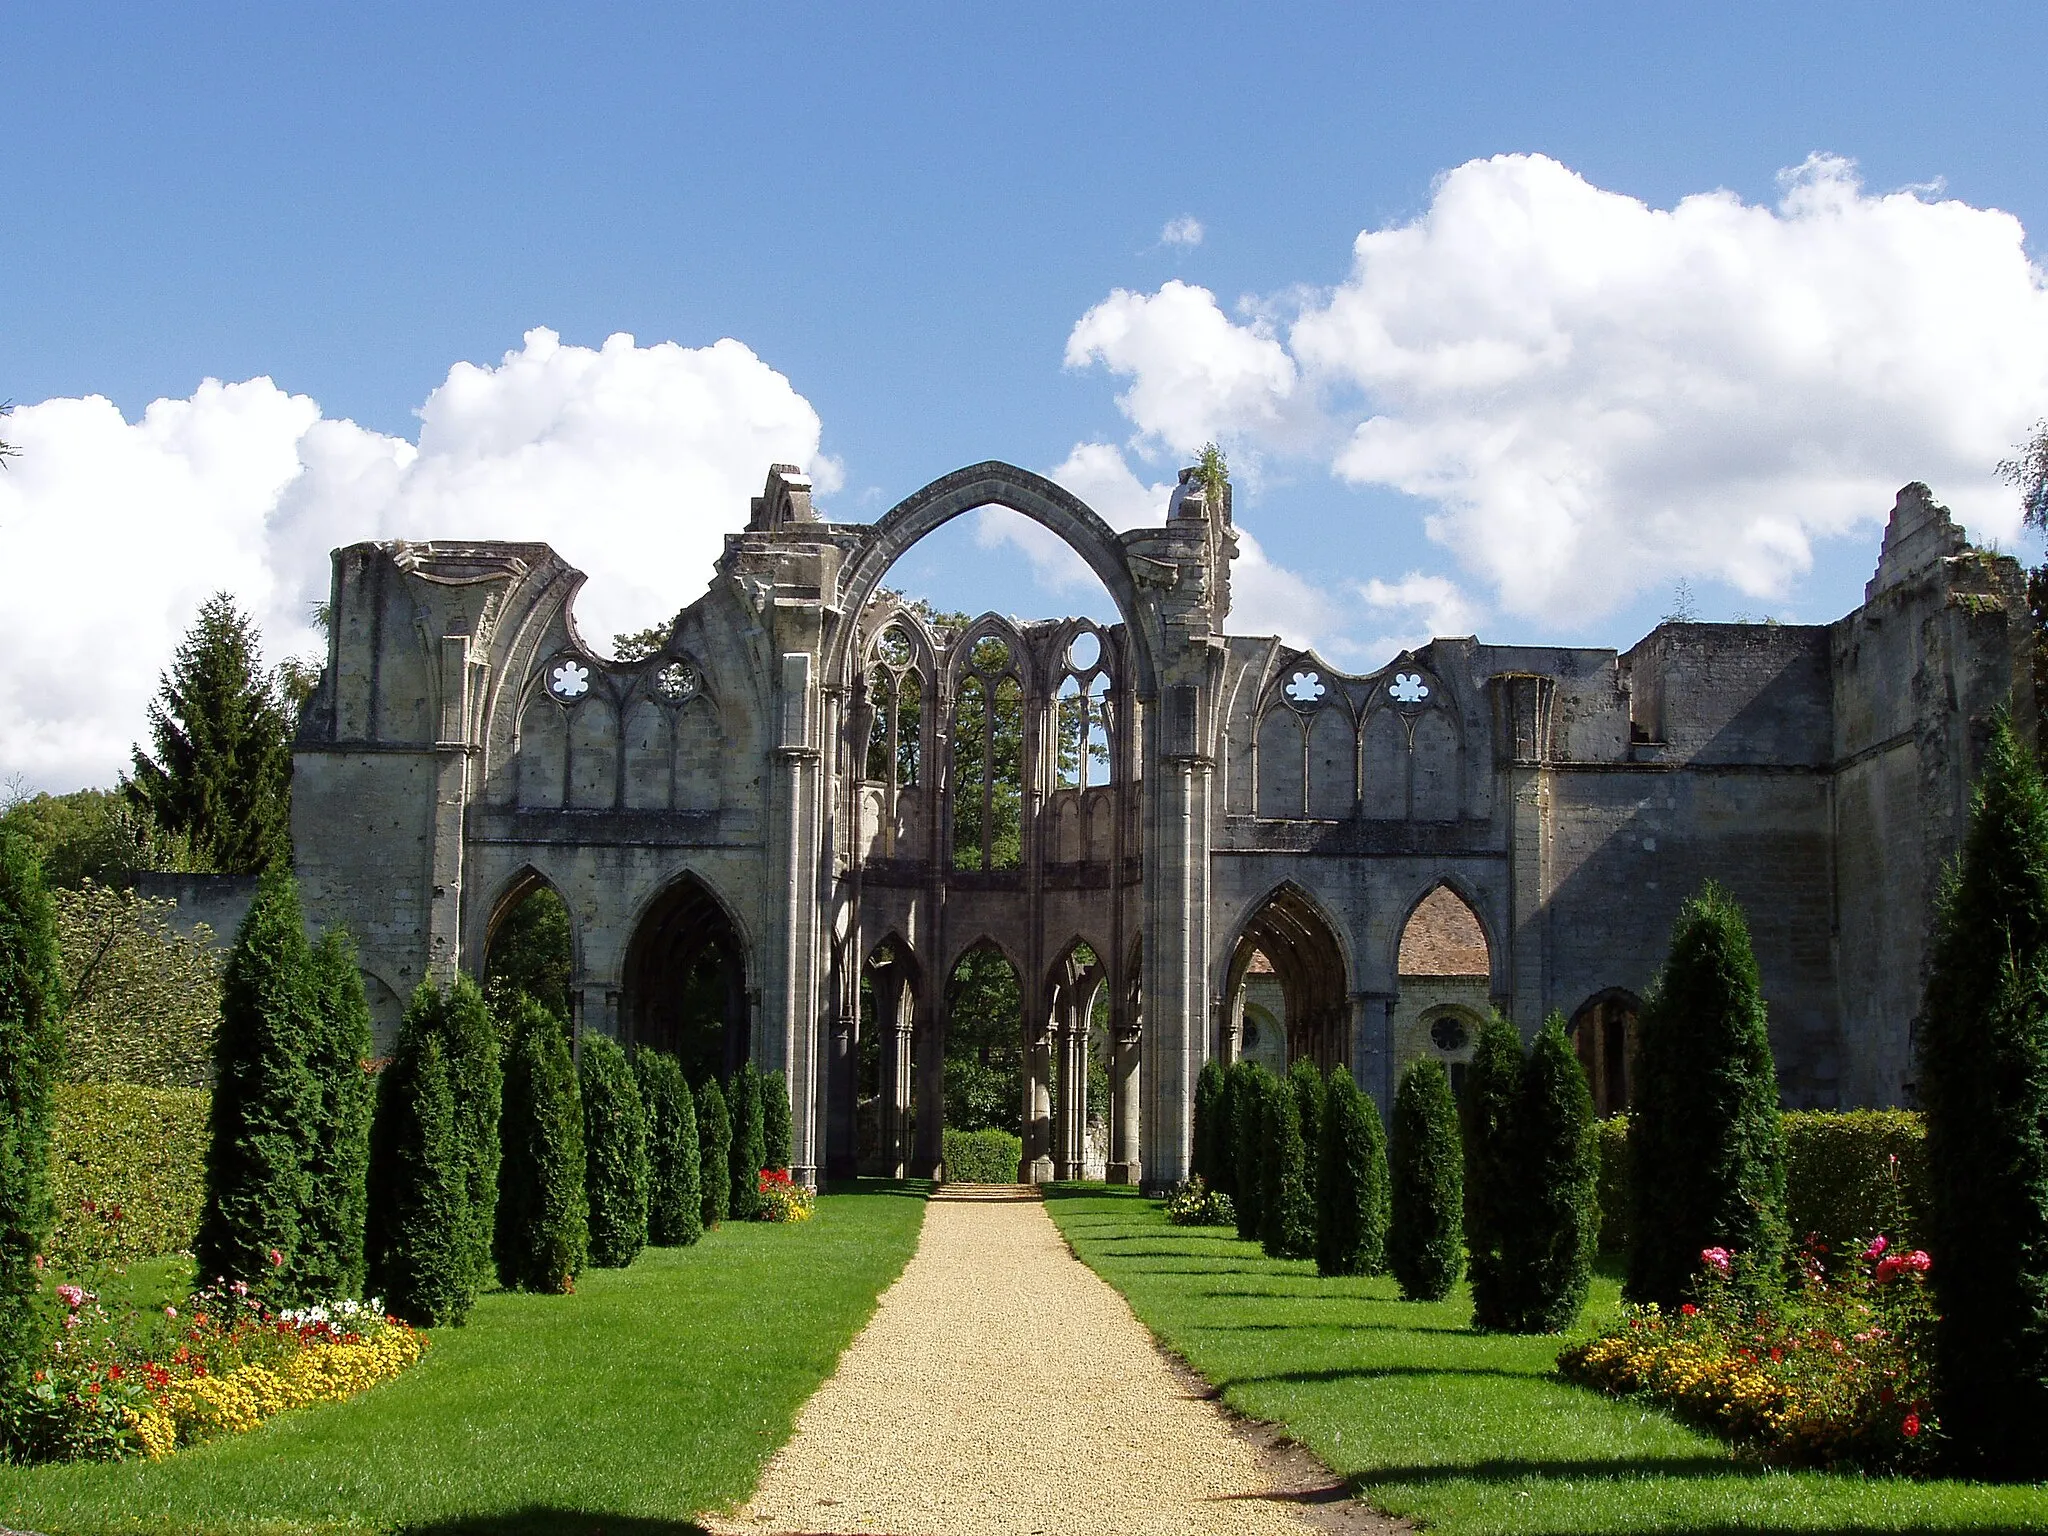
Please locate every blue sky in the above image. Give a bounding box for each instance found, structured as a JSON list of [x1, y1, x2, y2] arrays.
[[6, 4, 2048, 787]]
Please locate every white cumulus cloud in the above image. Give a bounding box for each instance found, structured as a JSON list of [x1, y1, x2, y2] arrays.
[[1068, 153, 2048, 625], [1160, 215, 1205, 248], [1358, 572, 1486, 661], [0, 328, 832, 791]]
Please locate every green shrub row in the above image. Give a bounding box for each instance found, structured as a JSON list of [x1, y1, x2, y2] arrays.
[[46, 1084, 207, 1270], [1593, 1108, 1929, 1257], [943, 1127, 1021, 1184]]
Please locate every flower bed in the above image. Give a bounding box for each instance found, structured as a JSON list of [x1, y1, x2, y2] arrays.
[[11, 1280, 428, 1462], [756, 1168, 815, 1223], [1165, 1176, 1235, 1227], [1558, 1238, 1935, 1472]]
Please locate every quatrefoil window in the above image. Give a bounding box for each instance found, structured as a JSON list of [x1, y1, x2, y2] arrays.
[[655, 662, 699, 702], [1389, 672, 1430, 705], [547, 660, 590, 701], [1283, 670, 1326, 707], [1430, 1015, 1470, 1052]]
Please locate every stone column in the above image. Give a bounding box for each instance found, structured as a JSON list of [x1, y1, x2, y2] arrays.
[[913, 989, 945, 1179], [1107, 1026, 1142, 1185], [881, 977, 914, 1179], [1055, 1016, 1086, 1179], [427, 630, 478, 983], [1026, 1022, 1055, 1183]]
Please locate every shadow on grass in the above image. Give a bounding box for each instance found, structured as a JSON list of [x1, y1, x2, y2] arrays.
[[819, 1178, 933, 1199], [1195, 1319, 1473, 1336], [1357, 1453, 1741, 1486], [1223, 1363, 1541, 1389], [398, 1511, 709, 1536]]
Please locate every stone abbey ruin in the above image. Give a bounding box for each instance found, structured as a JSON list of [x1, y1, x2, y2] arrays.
[[291, 460, 2033, 1190]]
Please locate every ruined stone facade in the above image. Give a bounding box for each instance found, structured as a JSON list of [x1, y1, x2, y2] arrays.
[[292, 463, 2032, 1189]]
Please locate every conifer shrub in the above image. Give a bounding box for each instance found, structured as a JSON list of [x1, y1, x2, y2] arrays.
[[1191, 1058, 1225, 1187], [1502, 1013, 1599, 1331], [761, 1069, 791, 1172], [1593, 1115, 1630, 1254], [638, 1050, 701, 1247], [729, 1063, 766, 1221], [494, 997, 587, 1292], [441, 976, 502, 1298], [696, 1075, 731, 1228], [1289, 1057, 1325, 1213], [299, 928, 373, 1299], [1463, 1009, 1525, 1330], [1259, 1070, 1315, 1259], [194, 866, 319, 1299], [1918, 714, 2048, 1479], [1626, 882, 1788, 1309], [0, 830, 63, 1398], [580, 1035, 649, 1268], [1388, 1057, 1463, 1301], [367, 1028, 467, 1325], [1214, 1059, 1250, 1203], [1232, 1063, 1269, 1242], [1316, 1065, 1388, 1277]]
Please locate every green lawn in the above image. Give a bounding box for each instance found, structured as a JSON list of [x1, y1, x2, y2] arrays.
[[1045, 1187, 2048, 1535], [0, 1183, 928, 1536]]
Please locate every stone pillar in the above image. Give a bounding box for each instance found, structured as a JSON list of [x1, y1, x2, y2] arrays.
[[427, 630, 478, 983], [913, 989, 945, 1179], [1055, 1017, 1086, 1180], [1107, 1026, 1142, 1185], [1490, 674, 1555, 1037], [881, 978, 914, 1179]]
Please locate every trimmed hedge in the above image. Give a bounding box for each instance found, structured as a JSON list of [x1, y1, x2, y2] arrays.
[[47, 1084, 208, 1270], [1594, 1109, 1929, 1259], [942, 1127, 1021, 1184]]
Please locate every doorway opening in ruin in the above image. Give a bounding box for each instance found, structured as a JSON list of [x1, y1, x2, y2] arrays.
[[943, 940, 1025, 1142], [1394, 884, 1491, 1098], [855, 935, 921, 1177], [484, 871, 575, 1025], [1571, 990, 1640, 1118], [622, 874, 748, 1086], [1043, 940, 1111, 1180], [1225, 885, 1349, 1074]]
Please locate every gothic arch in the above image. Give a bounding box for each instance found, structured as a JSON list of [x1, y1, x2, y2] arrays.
[[621, 871, 752, 1080], [1391, 876, 1498, 987], [1221, 880, 1353, 1073], [483, 862, 579, 970]]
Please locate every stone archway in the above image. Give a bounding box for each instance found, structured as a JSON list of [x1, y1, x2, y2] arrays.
[[1224, 884, 1351, 1076], [621, 873, 749, 1086]]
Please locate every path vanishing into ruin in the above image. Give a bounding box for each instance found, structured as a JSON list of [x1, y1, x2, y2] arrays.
[[717, 1188, 1376, 1536]]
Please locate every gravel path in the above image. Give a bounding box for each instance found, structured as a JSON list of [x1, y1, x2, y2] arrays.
[[716, 1187, 1337, 1536]]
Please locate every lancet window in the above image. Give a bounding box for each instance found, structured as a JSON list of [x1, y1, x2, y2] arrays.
[[1054, 625, 1114, 790], [862, 624, 925, 796], [951, 629, 1025, 871]]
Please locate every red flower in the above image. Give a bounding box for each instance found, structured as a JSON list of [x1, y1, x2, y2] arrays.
[[1864, 1235, 1888, 1260], [1903, 1412, 1921, 1437], [268, 1248, 284, 1268], [1679, 1303, 1697, 1317]]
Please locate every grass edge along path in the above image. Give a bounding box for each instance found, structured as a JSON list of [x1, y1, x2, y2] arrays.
[[0, 1183, 929, 1536], [1044, 1187, 2048, 1536]]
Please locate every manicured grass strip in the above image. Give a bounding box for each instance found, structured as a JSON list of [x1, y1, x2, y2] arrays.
[[0, 1184, 928, 1536], [1045, 1188, 2048, 1536]]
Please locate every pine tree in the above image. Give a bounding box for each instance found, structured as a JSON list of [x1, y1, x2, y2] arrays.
[[1260, 1070, 1316, 1259], [697, 1075, 731, 1228], [1192, 1057, 1226, 1187], [761, 1068, 791, 1172], [1918, 714, 2048, 1479], [1316, 1065, 1389, 1277], [368, 1030, 468, 1324], [125, 592, 295, 874], [1503, 1014, 1598, 1331], [639, 1049, 702, 1246], [580, 1035, 649, 1267], [729, 1062, 766, 1220], [1232, 1063, 1269, 1242], [195, 866, 319, 1298], [1388, 1058, 1463, 1302], [442, 975, 502, 1297], [300, 928, 373, 1298], [1463, 1010, 1525, 1329], [494, 997, 587, 1292], [1626, 882, 1788, 1309], [1289, 1057, 1326, 1213], [0, 830, 63, 1397]]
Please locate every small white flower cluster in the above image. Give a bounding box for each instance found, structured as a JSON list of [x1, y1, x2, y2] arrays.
[[279, 1296, 385, 1328]]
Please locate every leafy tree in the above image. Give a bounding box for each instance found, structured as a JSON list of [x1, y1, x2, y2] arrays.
[[0, 830, 63, 1396], [1918, 713, 2048, 1479], [194, 867, 318, 1299], [1191, 1057, 1226, 1187], [0, 788, 199, 889], [1626, 883, 1788, 1309], [52, 881, 218, 1088], [299, 929, 373, 1298], [367, 1029, 467, 1325], [1388, 1058, 1463, 1302], [1463, 1010, 1525, 1330], [1502, 1015, 1599, 1331], [580, 1035, 649, 1267], [729, 1062, 766, 1220], [944, 944, 1023, 1134], [441, 976, 502, 1297], [1316, 1065, 1389, 1277], [494, 997, 587, 1292], [125, 593, 295, 874], [1260, 1070, 1316, 1259], [761, 1068, 791, 1172], [1232, 1062, 1269, 1242], [696, 1075, 731, 1228], [483, 886, 573, 1024], [638, 1049, 701, 1247], [1289, 1058, 1326, 1212]]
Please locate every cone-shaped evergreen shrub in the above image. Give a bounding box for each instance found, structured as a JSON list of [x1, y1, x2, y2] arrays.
[[368, 1029, 468, 1324], [697, 1075, 731, 1228], [1290, 1058, 1326, 1212], [1626, 882, 1788, 1309], [639, 1049, 702, 1246], [1919, 714, 2048, 1479], [195, 866, 319, 1298], [1191, 1057, 1226, 1187], [729, 1062, 766, 1220], [0, 830, 63, 1395], [300, 928, 373, 1299], [1260, 1071, 1316, 1259], [580, 1035, 649, 1267], [1501, 1013, 1599, 1331], [1232, 1063, 1269, 1242], [1388, 1058, 1463, 1301], [494, 997, 587, 1292], [1215, 1059, 1250, 1203], [441, 975, 502, 1298], [762, 1069, 791, 1171], [1316, 1065, 1389, 1276], [1463, 1009, 1525, 1329]]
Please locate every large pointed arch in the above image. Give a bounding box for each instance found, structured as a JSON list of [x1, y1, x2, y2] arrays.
[[621, 871, 751, 1083], [1222, 880, 1353, 1074]]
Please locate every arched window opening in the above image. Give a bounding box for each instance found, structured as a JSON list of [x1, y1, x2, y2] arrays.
[[951, 676, 987, 869], [895, 671, 922, 787], [949, 633, 1025, 872], [1571, 991, 1640, 1118], [944, 941, 1023, 1137], [622, 876, 747, 1087], [858, 937, 919, 1177], [1045, 940, 1112, 1179], [864, 668, 893, 782], [1227, 886, 1349, 1075], [485, 878, 574, 1024], [1398, 886, 1490, 977], [1395, 884, 1491, 1097], [1056, 675, 1084, 790], [989, 677, 1024, 869]]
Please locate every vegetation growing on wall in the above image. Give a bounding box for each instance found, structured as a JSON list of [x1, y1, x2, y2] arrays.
[[52, 881, 218, 1089]]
